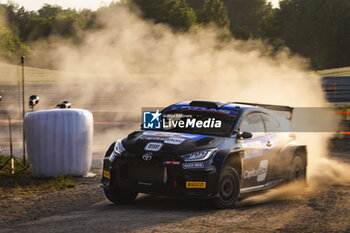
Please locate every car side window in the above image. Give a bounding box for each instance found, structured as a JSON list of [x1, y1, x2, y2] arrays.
[[261, 113, 280, 132], [239, 113, 265, 138]]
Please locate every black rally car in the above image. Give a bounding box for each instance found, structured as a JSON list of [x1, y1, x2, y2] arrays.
[[101, 100, 307, 208]]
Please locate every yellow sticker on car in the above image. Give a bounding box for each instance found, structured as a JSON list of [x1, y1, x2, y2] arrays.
[[186, 181, 206, 188], [103, 170, 110, 179]]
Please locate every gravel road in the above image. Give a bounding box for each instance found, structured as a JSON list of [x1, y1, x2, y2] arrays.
[[1, 166, 350, 233], [1, 186, 350, 232]]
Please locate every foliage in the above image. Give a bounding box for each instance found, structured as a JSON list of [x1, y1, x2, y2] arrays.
[[2, 3, 97, 43], [0, 4, 29, 61], [132, 0, 197, 31], [0, 154, 30, 176], [188, 0, 271, 38], [223, 0, 273, 39], [0, 0, 350, 70], [195, 0, 230, 29], [0, 154, 77, 199], [265, 0, 350, 69]]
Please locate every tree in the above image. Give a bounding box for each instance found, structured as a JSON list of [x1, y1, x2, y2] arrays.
[[270, 0, 350, 69], [21, 4, 97, 42], [223, 0, 273, 39], [0, 4, 29, 60], [38, 4, 61, 18], [196, 0, 230, 29], [187, 0, 203, 10], [132, 0, 197, 31]]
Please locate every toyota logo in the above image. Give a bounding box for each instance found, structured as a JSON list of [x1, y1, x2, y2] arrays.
[[142, 153, 152, 161]]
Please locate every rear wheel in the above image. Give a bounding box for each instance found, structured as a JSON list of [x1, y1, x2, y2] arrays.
[[289, 155, 306, 182], [212, 166, 240, 209]]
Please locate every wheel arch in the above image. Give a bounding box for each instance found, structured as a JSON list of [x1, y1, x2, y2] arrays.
[[280, 142, 307, 163], [279, 143, 307, 179], [293, 145, 307, 167], [217, 149, 244, 179], [105, 142, 116, 158]]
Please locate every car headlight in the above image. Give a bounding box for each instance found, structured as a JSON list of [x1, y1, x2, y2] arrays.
[[114, 139, 126, 155], [181, 148, 217, 162]]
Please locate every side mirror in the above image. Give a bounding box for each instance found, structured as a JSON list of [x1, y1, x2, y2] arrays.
[[238, 131, 253, 139]]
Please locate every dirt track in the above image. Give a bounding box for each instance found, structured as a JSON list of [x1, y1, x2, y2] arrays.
[[0, 157, 349, 233], [1, 184, 349, 232]]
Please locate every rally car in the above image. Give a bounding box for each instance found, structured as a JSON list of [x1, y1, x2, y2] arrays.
[[101, 100, 307, 208]]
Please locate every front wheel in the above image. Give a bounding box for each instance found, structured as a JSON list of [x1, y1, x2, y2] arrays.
[[104, 187, 138, 204], [212, 166, 240, 209], [103, 143, 138, 204]]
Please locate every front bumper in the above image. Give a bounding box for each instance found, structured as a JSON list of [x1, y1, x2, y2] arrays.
[[101, 155, 219, 198]]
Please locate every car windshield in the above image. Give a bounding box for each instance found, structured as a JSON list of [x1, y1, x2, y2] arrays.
[[157, 106, 240, 137]]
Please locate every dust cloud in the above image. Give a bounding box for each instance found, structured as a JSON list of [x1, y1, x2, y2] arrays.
[[240, 132, 350, 206], [27, 6, 350, 201]]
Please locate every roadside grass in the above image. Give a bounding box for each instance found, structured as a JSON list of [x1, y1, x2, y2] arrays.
[[335, 104, 350, 111], [0, 62, 161, 84], [317, 66, 350, 77], [0, 154, 77, 200], [0, 62, 62, 84], [1, 60, 349, 85]]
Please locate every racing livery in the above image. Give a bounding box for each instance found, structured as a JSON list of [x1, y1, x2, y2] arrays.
[[101, 100, 307, 208]]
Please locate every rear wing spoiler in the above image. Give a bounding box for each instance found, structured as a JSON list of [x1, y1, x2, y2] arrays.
[[233, 102, 294, 120]]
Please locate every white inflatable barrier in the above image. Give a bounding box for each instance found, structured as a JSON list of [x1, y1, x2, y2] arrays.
[[24, 109, 93, 177]]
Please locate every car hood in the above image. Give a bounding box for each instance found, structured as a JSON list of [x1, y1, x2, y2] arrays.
[[122, 130, 224, 156]]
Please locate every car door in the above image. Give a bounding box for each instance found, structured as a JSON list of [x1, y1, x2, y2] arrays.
[[260, 113, 280, 181], [238, 112, 272, 188], [261, 112, 295, 181]]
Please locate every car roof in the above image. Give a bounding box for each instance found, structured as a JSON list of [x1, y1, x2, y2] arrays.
[[170, 100, 257, 113], [165, 100, 293, 124]]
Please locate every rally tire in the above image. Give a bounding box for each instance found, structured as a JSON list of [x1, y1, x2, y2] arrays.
[[103, 143, 138, 204], [103, 187, 138, 204], [212, 166, 240, 209], [289, 155, 306, 182]]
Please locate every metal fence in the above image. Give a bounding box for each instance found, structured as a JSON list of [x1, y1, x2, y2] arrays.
[[323, 76, 350, 139], [322, 76, 350, 103]]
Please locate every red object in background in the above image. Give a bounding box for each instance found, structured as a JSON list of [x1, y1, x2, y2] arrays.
[[163, 161, 180, 165]]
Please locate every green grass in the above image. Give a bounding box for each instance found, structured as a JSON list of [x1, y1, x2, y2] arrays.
[[0, 154, 30, 177], [0, 154, 77, 200], [317, 66, 350, 77], [0, 61, 164, 84], [0, 62, 63, 84], [1, 61, 349, 85]]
